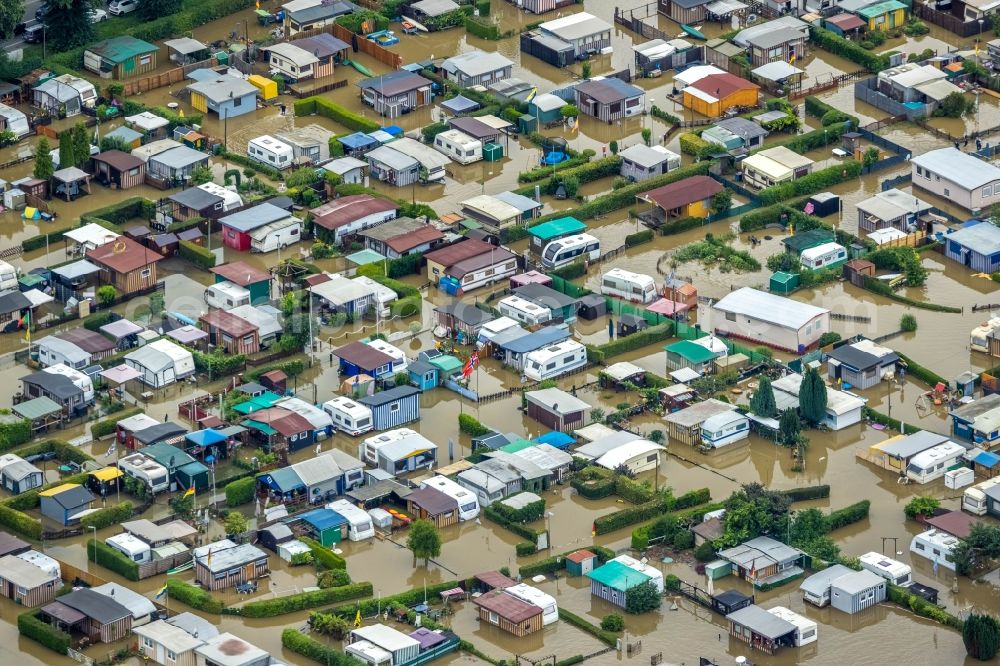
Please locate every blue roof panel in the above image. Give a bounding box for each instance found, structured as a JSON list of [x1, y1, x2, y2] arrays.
[[498, 326, 569, 353], [300, 508, 348, 530], [533, 431, 574, 449], [186, 428, 227, 446], [338, 132, 378, 150]]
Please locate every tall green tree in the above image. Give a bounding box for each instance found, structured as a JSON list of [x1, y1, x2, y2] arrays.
[[964, 614, 1000, 661], [799, 368, 828, 425], [719, 483, 791, 548], [138, 0, 182, 20], [778, 409, 800, 446], [624, 580, 661, 614], [406, 519, 442, 565], [72, 123, 91, 168], [33, 137, 54, 181], [58, 135, 74, 171], [750, 376, 777, 418], [0, 0, 25, 39], [42, 0, 95, 51]]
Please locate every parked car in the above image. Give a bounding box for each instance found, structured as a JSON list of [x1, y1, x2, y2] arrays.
[[34, 5, 49, 21], [109, 0, 138, 15], [23, 24, 43, 43], [87, 8, 108, 21]]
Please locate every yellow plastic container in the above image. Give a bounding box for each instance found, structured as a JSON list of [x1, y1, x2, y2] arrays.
[[248, 74, 278, 100]]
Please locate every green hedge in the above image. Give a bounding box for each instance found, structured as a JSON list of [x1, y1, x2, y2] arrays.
[[861, 276, 962, 313], [281, 628, 363, 665], [825, 500, 870, 531], [558, 608, 618, 646], [809, 26, 889, 72], [80, 502, 133, 530], [226, 582, 373, 617], [0, 504, 40, 539], [895, 351, 949, 387], [804, 96, 860, 126], [18, 611, 70, 655], [587, 321, 673, 364], [887, 583, 964, 630], [548, 261, 587, 281], [88, 539, 140, 581], [192, 349, 247, 377], [90, 407, 144, 439], [518, 154, 590, 183], [596, 488, 711, 536], [490, 493, 546, 523], [518, 546, 614, 578], [659, 216, 705, 236], [166, 579, 224, 614], [22, 229, 69, 253], [570, 466, 616, 499], [519, 156, 623, 192], [18, 440, 94, 465], [245, 359, 307, 380], [465, 14, 511, 39], [180, 239, 218, 270], [323, 581, 461, 618], [0, 413, 31, 451], [758, 160, 862, 205], [625, 230, 654, 247], [300, 537, 347, 570], [82, 310, 117, 332], [777, 121, 852, 155], [863, 406, 921, 434], [80, 197, 154, 228], [459, 413, 491, 436], [294, 97, 381, 133], [779, 485, 830, 502], [679, 132, 716, 159], [615, 475, 656, 504], [483, 505, 542, 543], [225, 477, 256, 507]]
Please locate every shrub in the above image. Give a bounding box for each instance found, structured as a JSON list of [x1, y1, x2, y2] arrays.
[[664, 574, 681, 592], [558, 608, 618, 646], [282, 628, 362, 665], [625, 230, 654, 247], [809, 25, 889, 72], [758, 161, 862, 205], [825, 500, 870, 531], [515, 541, 536, 556], [318, 568, 351, 588], [818, 331, 842, 347], [300, 537, 347, 570], [571, 466, 617, 500], [964, 613, 1000, 660], [18, 611, 70, 655], [905, 496, 940, 520], [90, 407, 144, 439], [679, 132, 716, 159], [0, 503, 41, 539], [484, 506, 543, 542], [227, 583, 373, 617], [81, 502, 133, 530], [166, 579, 224, 613], [0, 414, 31, 451], [694, 540, 716, 562], [900, 314, 918, 332], [294, 96, 381, 133], [887, 584, 964, 630], [586, 321, 673, 364], [778, 485, 830, 502], [601, 614, 625, 632], [179, 239, 217, 270], [88, 539, 140, 581], [465, 14, 509, 39], [672, 530, 695, 550], [459, 413, 491, 436]]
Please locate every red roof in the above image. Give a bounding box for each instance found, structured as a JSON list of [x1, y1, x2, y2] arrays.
[[825, 13, 866, 31], [86, 236, 163, 274], [924, 511, 981, 539], [311, 195, 398, 231], [689, 73, 759, 100], [566, 549, 597, 564], [473, 590, 542, 623], [641, 175, 724, 211], [199, 309, 258, 338], [386, 226, 444, 254], [304, 273, 332, 287], [424, 238, 496, 269], [210, 261, 271, 286], [248, 407, 312, 437]]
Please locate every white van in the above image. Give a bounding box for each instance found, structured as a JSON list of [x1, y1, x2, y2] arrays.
[[540, 233, 600, 269], [118, 453, 170, 494], [523, 340, 587, 381], [106, 533, 151, 564], [905, 441, 966, 484], [365, 339, 409, 373], [800, 242, 847, 270], [0, 260, 18, 291], [205, 281, 251, 310], [601, 268, 657, 304], [498, 295, 552, 326], [433, 129, 483, 165], [858, 551, 912, 586], [250, 217, 301, 253], [700, 411, 750, 449], [420, 475, 480, 521], [962, 476, 1000, 515], [248, 135, 294, 170], [323, 396, 374, 436], [327, 499, 375, 541]]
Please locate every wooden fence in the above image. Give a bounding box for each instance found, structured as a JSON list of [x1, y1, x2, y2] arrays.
[[136, 551, 193, 579], [287, 78, 349, 98], [122, 57, 219, 96], [790, 70, 865, 100], [913, 2, 983, 37]]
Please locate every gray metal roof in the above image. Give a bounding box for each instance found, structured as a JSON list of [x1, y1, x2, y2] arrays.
[[948, 222, 1000, 256], [718, 536, 802, 569], [199, 543, 267, 573], [20, 371, 81, 400], [366, 146, 419, 172], [170, 186, 223, 210], [220, 203, 291, 233], [37, 337, 90, 365], [726, 604, 796, 640], [911, 148, 1000, 191], [494, 191, 542, 214], [187, 76, 258, 103], [151, 146, 208, 170], [443, 51, 514, 78], [878, 430, 950, 460], [714, 117, 769, 140], [799, 564, 856, 596], [830, 569, 885, 595], [513, 282, 579, 310]]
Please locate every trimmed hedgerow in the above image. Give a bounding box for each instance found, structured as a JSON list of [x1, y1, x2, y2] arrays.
[[226, 583, 373, 617], [88, 539, 139, 581], [18, 611, 70, 655], [281, 628, 363, 665], [180, 239, 217, 270], [558, 607, 618, 646], [166, 579, 224, 614], [586, 321, 673, 364], [225, 477, 256, 507], [300, 536, 347, 570], [80, 502, 133, 530], [294, 97, 381, 133]]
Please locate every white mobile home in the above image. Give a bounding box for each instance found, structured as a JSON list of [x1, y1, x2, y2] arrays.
[[118, 453, 170, 493], [0, 104, 29, 139], [498, 295, 552, 326], [327, 499, 375, 541], [800, 564, 858, 608], [247, 135, 294, 170], [36, 337, 90, 369], [276, 397, 334, 438], [905, 441, 966, 484], [42, 364, 95, 403], [365, 339, 409, 374], [766, 607, 817, 647], [700, 287, 830, 353], [250, 216, 301, 253], [386, 137, 451, 182], [323, 396, 374, 436], [799, 242, 847, 270], [106, 533, 151, 564], [433, 129, 482, 165], [204, 281, 251, 310], [420, 475, 480, 521], [700, 411, 750, 449], [601, 268, 657, 304], [963, 476, 1000, 515], [910, 529, 959, 571], [504, 583, 558, 626], [858, 551, 912, 586], [540, 234, 600, 269], [359, 427, 419, 467], [523, 340, 588, 381]]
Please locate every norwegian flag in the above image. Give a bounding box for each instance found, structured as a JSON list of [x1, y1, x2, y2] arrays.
[[462, 351, 479, 379]]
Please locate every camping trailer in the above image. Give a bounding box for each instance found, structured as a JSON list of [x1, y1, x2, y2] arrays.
[[905, 441, 966, 484], [359, 428, 419, 466], [322, 396, 374, 436], [250, 217, 301, 253], [700, 411, 750, 449], [433, 129, 483, 165], [247, 135, 294, 170], [327, 499, 375, 541], [799, 242, 847, 271], [204, 281, 251, 310], [540, 234, 600, 269], [117, 453, 170, 493], [105, 533, 151, 564], [365, 339, 409, 374], [498, 295, 553, 326], [523, 340, 588, 381], [963, 477, 1000, 515], [859, 551, 912, 586], [421, 475, 480, 521], [601, 268, 657, 304]]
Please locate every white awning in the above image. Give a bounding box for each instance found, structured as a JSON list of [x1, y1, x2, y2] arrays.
[[706, 0, 747, 14], [752, 61, 804, 82]]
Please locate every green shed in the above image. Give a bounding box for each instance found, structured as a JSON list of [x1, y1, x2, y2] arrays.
[[781, 229, 835, 256], [483, 142, 504, 161], [526, 216, 587, 252], [769, 271, 800, 294], [519, 114, 538, 134]]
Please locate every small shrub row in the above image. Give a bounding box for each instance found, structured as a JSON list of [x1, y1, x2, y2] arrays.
[[825, 500, 871, 532], [225, 477, 256, 507], [658, 216, 705, 236], [809, 26, 890, 72], [81, 502, 133, 530], [459, 413, 492, 436], [887, 584, 964, 630], [465, 15, 512, 39], [18, 611, 70, 655], [323, 581, 461, 618], [597, 488, 711, 536], [166, 579, 224, 614], [218, 150, 283, 181], [624, 229, 654, 247], [294, 97, 382, 134], [778, 485, 830, 502], [863, 406, 921, 434], [245, 359, 307, 381], [484, 505, 542, 543], [0, 503, 40, 539], [226, 582, 373, 617], [758, 160, 862, 206], [0, 414, 31, 451], [281, 628, 361, 665], [570, 466, 617, 500], [179, 239, 218, 270], [587, 321, 673, 364], [300, 537, 347, 570], [88, 539, 140, 581], [557, 607, 618, 646]]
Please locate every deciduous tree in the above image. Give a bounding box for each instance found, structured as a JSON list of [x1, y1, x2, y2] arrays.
[[407, 519, 442, 565], [0, 0, 24, 39], [138, 0, 182, 20], [624, 580, 661, 613], [43, 0, 95, 52]]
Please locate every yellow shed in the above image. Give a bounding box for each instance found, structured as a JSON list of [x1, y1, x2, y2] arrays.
[[682, 73, 760, 118], [857, 0, 907, 30], [189, 91, 207, 113], [248, 75, 278, 100]]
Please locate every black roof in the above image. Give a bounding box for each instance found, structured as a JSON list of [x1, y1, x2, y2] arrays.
[[434, 302, 494, 326], [513, 283, 579, 310], [359, 385, 421, 407], [828, 342, 898, 372], [289, 0, 357, 21], [57, 588, 131, 624], [266, 195, 295, 211], [169, 187, 222, 210], [0, 289, 31, 315], [21, 371, 81, 400], [134, 422, 188, 445], [714, 589, 752, 605], [46, 484, 95, 509]]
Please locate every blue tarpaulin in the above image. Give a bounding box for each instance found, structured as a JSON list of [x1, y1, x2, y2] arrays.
[[186, 428, 227, 447], [533, 431, 574, 449], [440, 95, 480, 115], [300, 508, 348, 530], [259, 467, 305, 493], [338, 132, 378, 151], [381, 125, 404, 136]]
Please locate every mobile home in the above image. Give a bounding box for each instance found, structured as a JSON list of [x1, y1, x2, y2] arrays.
[[204, 281, 251, 310], [700, 411, 750, 449], [523, 340, 588, 381], [504, 583, 558, 626], [105, 533, 151, 564], [910, 529, 959, 571], [766, 607, 817, 647], [540, 234, 600, 269], [498, 295, 552, 326], [117, 453, 170, 493], [905, 441, 966, 484], [601, 268, 657, 304], [433, 129, 483, 165], [250, 217, 301, 253], [962, 476, 1000, 515], [327, 499, 375, 541], [322, 396, 374, 436], [420, 475, 480, 521], [247, 136, 294, 171], [799, 242, 847, 271], [858, 551, 912, 586]]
